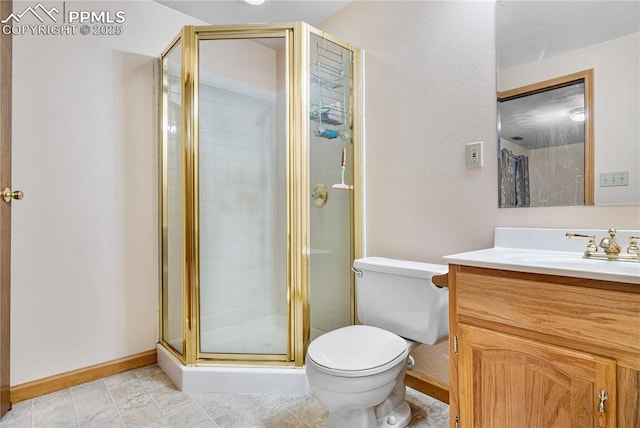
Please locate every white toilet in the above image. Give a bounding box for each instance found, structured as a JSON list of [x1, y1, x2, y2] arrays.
[[305, 257, 449, 428]]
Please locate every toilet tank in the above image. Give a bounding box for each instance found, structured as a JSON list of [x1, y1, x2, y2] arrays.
[[353, 257, 449, 345]]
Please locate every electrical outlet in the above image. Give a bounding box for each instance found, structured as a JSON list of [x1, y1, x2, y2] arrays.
[[466, 142, 483, 169], [599, 171, 629, 187]]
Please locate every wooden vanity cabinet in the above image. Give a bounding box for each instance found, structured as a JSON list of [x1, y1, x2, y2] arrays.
[[448, 265, 640, 428]]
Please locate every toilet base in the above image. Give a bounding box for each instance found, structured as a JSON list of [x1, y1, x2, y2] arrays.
[[377, 400, 411, 428], [326, 399, 411, 428]]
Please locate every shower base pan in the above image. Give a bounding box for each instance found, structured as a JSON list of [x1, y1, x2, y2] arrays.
[[157, 344, 309, 395]]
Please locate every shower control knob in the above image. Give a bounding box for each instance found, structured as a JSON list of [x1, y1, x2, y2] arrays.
[[2, 187, 23, 203]]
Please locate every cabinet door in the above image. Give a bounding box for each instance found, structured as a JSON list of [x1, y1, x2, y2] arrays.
[[457, 324, 616, 428]]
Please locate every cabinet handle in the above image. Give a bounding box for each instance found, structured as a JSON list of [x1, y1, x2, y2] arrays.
[[596, 388, 608, 428], [597, 388, 608, 413]]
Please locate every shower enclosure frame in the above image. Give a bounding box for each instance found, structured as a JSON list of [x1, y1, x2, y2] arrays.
[[159, 23, 363, 368]]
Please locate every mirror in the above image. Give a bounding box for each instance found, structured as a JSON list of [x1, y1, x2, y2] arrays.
[[496, 1, 640, 207]]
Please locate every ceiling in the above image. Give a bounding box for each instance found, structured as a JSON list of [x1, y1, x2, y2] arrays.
[[500, 83, 586, 150], [497, 1, 640, 70], [156, 0, 351, 26], [157, 1, 639, 69]]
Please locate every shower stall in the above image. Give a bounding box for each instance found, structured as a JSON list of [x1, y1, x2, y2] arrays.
[[159, 23, 363, 371]]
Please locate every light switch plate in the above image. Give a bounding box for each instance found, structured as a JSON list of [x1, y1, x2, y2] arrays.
[[599, 171, 629, 187]]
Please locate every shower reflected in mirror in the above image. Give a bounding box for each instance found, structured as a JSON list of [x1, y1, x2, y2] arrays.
[[498, 70, 593, 208]]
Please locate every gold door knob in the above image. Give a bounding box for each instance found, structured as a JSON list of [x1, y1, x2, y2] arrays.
[[2, 187, 24, 203]]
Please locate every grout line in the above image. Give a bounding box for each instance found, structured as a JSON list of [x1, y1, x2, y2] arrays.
[[102, 376, 128, 428], [68, 386, 80, 428], [127, 368, 168, 428], [139, 369, 178, 427], [27, 397, 35, 428], [189, 394, 223, 427]]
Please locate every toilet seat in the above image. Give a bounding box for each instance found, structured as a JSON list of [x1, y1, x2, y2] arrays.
[[307, 325, 408, 377]]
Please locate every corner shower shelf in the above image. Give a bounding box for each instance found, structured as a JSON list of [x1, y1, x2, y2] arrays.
[[310, 37, 351, 136]]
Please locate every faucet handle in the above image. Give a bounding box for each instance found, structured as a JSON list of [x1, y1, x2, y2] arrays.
[[566, 232, 598, 255], [627, 236, 640, 255]]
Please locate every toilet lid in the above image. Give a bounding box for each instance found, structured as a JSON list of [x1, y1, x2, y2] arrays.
[[307, 325, 408, 374]]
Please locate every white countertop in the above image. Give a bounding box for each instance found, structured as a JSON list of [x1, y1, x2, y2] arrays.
[[443, 227, 640, 285]]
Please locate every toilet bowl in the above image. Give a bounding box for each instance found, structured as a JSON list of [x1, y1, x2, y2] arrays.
[[306, 325, 413, 427], [305, 257, 448, 428]]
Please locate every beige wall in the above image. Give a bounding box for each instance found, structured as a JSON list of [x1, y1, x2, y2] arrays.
[[319, 1, 639, 265], [11, 0, 203, 385]]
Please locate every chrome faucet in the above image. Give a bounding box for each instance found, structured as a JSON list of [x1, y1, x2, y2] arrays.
[[599, 229, 621, 256]]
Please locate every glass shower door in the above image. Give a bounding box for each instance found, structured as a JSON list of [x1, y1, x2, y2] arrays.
[[161, 39, 184, 357], [197, 35, 288, 357], [159, 24, 362, 367], [308, 32, 355, 341]]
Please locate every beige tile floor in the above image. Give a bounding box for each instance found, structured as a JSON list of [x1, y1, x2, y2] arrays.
[[0, 365, 449, 428]]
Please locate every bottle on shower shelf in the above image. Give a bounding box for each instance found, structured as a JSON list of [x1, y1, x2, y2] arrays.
[[315, 125, 340, 139], [310, 102, 343, 126]]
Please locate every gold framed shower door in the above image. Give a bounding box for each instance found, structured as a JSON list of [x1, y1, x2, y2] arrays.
[[159, 23, 363, 368]]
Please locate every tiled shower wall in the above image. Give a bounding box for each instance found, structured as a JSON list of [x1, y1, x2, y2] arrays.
[[309, 139, 353, 338], [197, 78, 285, 351]]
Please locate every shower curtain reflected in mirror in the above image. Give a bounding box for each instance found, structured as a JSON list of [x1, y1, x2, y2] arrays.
[[499, 148, 530, 208]]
